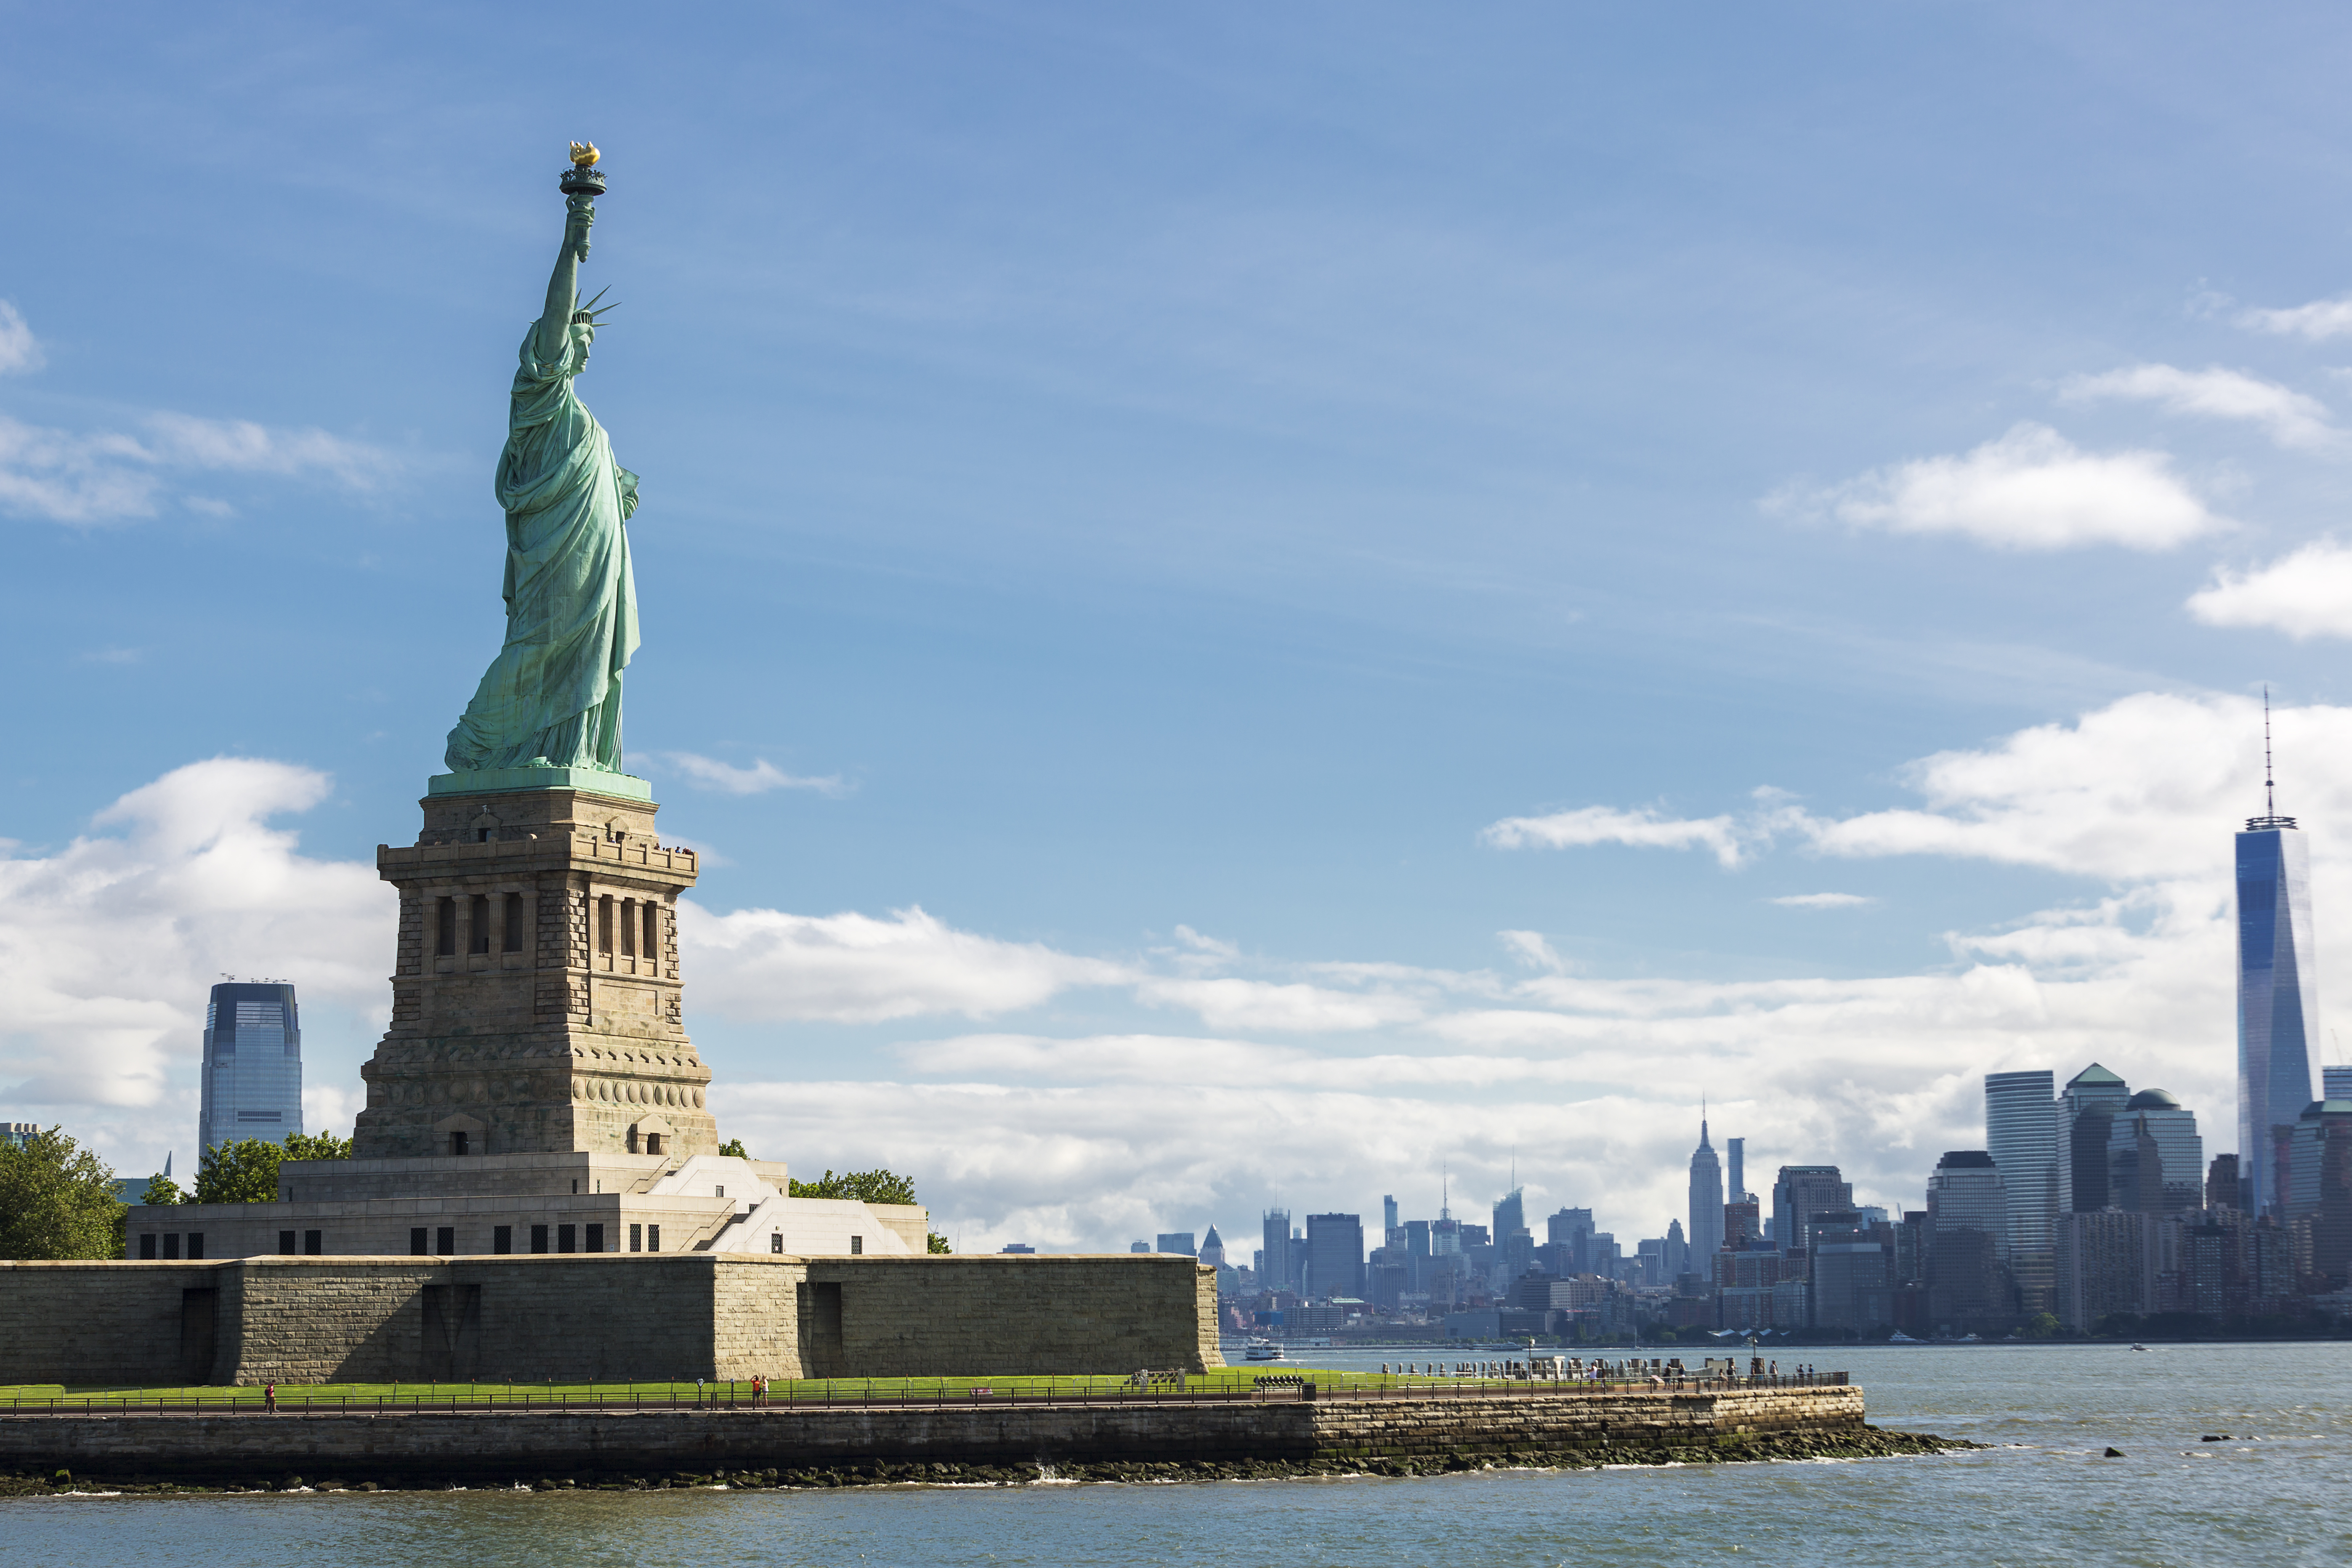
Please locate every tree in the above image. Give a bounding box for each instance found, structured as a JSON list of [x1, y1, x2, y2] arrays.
[[2023, 1312, 2060, 1340], [193, 1129, 352, 1205], [928, 1232, 952, 1254], [0, 1127, 125, 1260], [789, 1167, 918, 1206], [141, 1170, 189, 1207], [718, 1138, 749, 1159]]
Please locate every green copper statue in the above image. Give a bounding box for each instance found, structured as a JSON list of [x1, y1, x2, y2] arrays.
[[444, 144, 641, 776]]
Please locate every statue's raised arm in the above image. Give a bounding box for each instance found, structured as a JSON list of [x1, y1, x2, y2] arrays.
[[441, 145, 642, 781]]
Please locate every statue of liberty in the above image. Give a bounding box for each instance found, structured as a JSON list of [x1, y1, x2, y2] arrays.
[[444, 145, 640, 776]]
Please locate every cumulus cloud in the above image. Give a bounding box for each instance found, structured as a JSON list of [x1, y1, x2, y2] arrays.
[[2186, 539, 2352, 640], [0, 410, 394, 525], [681, 903, 1130, 1023], [2238, 293, 2352, 341], [0, 300, 43, 375], [1771, 892, 1875, 908], [1482, 804, 1747, 868], [0, 759, 389, 1115], [1775, 423, 2224, 550], [2059, 364, 2338, 452], [651, 752, 848, 797], [1134, 976, 1426, 1032]]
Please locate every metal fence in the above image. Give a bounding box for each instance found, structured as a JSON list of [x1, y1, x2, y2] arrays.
[[0, 1371, 1848, 1416]]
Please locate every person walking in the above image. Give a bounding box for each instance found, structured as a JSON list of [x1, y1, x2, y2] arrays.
[[264, 1382, 276, 1414]]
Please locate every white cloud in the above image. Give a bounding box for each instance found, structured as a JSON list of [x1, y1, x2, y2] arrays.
[[1779, 422, 2224, 550], [1134, 976, 1425, 1032], [681, 903, 1129, 1023], [0, 760, 389, 1117], [2059, 364, 2338, 452], [651, 751, 848, 797], [1498, 929, 1568, 972], [2186, 539, 2352, 640], [1481, 804, 1747, 868], [0, 410, 394, 525], [1771, 892, 1876, 909], [0, 300, 43, 375], [2238, 294, 2352, 341]]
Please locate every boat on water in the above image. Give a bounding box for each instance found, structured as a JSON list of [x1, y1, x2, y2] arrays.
[[1243, 1337, 1286, 1361]]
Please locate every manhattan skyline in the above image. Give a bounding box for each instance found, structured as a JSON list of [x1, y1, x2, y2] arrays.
[[11, 5, 2352, 1252]]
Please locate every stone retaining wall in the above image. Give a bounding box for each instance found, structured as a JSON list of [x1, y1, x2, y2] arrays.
[[0, 1254, 1217, 1385], [0, 1387, 1868, 1482]]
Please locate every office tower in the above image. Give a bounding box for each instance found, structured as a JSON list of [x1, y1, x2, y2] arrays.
[[1304, 1212, 1364, 1300], [2053, 1208, 2151, 1330], [2238, 736, 2318, 1219], [1688, 1116, 1725, 1263], [1771, 1166, 1852, 1251], [1545, 1207, 1593, 1273], [2059, 1063, 2129, 1213], [2286, 1099, 2352, 1287], [1727, 1137, 1747, 1203], [1984, 1070, 2057, 1310], [1198, 1225, 1225, 1269], [1723, 1199, 1760, 1250], [1664, 1218, 1689, 1279], [2105, 1090, 2204, 1212], [1382, 1194, 1399, 1233], [2325, 1065, 2352, 1101], [1926, 1151, 2011, 1328], [1809, 1210, 1890, 1331], [196, 981, 303, 1155], [1260, 1209, 1293, 1295], [2206, 1152, 2241, 1212], [1154, 1231, 1197, 1257], [1130, 1241, 1150, 1253]]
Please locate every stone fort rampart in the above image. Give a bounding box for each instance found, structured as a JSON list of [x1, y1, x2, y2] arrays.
[[0, 1253, 1220, 1386]]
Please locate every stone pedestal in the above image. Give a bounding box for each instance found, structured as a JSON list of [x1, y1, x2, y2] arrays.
[[354, 776, 716, 1161]]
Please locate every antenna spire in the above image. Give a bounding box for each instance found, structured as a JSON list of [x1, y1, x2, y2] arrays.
[[2248, 686, 2298, 832]]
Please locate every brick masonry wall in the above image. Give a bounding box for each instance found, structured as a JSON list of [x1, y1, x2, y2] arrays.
[[0, 1387, 1868, 1480], [0, 1254, 1223, 1385]]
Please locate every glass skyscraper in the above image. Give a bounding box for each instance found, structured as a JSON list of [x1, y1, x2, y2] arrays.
[[1984, 1070, 2057, 1308], [2238, 810, 2317, 1219], [196, 981, 303, 1155]]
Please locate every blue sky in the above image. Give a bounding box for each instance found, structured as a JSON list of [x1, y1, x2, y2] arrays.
[[8, 3, 2352, 1252]]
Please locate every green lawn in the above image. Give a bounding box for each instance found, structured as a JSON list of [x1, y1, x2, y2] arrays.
[[0, 1364, 1581, 1410]]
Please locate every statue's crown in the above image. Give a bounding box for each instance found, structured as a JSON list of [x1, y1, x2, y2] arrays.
[[571, 285, 620, 327]]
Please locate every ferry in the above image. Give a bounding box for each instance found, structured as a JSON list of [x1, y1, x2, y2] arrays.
[[1242, 1337, 1286, 1362]]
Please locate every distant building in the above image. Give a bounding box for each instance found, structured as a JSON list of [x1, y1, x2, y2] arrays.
[[1726, 1137, 1748, 1204], [1130, 1241, 1150, 1253], [2105, 1090, 2204, 1212], [1154, 1231, 1197, 1257], [2206, 1152, 2241, 1212], [1198, 1224, 1226, 1269], [2238, 799, 2318, 1219], [196, 981, 303, 1156], [2325, 1066, 2352, 1101], [1664, 1218, 1689, 1280], [1382, 1194, 1399, 1232], [111, 1153, 172, 1206], [1304, 1212, 1364, 1300], [2054, 1208, 2150, 1330], [1770, 1165, 1852, 1251], [1809, 1210, 1890, 1331], [2286, 1098, 2352, 1288], [1927, 1150, 2012, 1330], [1261, 1209, 1295, 1295], [1, 1123, 37, 1151], [1687, 1117, 1725, 1264], [1723, 1199, 1760, 1250], [999, 1243, 1036, 1254], [2060, 1063, 2129, 1214], [1984, 1070, 2057, 1311]]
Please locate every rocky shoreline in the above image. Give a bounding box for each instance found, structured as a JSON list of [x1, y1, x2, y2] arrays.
[[0, 1425, 1975, 1496]]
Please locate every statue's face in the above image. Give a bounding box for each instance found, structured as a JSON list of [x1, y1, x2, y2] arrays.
[[571, 322, 595, 364]]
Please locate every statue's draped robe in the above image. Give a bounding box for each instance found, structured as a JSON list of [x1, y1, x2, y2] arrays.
[[444, 321, 640, 773]]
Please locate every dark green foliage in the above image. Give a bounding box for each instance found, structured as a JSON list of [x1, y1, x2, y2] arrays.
[[717, 1138, 749, 1159], [0, 1126, 125, 1259], [788, 1168, 917, 1206], [142, 1170, 189, 1206], [928, 1232, 952, 1254], [193, 1129, 352, 1204]]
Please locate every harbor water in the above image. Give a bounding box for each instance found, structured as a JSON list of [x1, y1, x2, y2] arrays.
[[3, 1341, 2345, 1565]]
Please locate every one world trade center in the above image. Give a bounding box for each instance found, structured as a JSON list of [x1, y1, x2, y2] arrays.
[[2237, 704, 2317, 1219]]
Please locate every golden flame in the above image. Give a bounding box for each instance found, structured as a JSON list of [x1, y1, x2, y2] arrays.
[[568, 141, 601, 168]]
